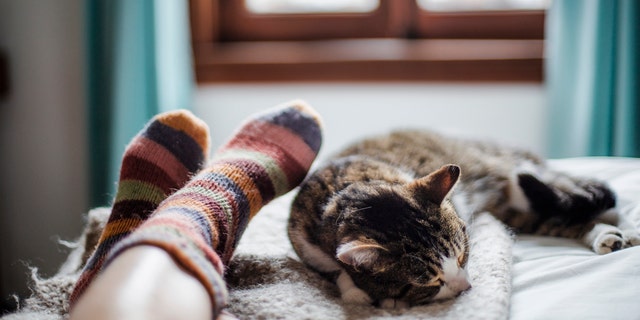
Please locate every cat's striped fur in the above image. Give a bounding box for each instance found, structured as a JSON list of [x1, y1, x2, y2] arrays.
[[288, 129, 639, 308]]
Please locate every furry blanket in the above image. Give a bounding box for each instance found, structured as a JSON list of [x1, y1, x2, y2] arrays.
[[4, 192, 513, 320]]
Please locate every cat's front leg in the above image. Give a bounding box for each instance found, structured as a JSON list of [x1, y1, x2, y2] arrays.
[[585, 223, 625, 254], [583, 223, 640, 254], [379, 299, 410, 309], [337, 270, 373, 305]]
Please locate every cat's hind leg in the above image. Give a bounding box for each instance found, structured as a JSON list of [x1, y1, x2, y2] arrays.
[[584, 222, 627, 254], [583, 208, 640, 254], [512, 169, 640, 253], [516, 171, 616, 225], [582, 222, 640, 254], [523, 209, 640, 254]]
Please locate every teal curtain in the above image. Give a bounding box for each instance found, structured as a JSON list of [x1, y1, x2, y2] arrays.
[[87, 0, 194, 207], [546, 0, 639, 158]]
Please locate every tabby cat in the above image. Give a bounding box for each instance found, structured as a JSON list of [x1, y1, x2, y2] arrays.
[[288, 129, 639, 308]]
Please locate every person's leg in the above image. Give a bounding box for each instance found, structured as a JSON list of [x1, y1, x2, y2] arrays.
[[70, 109, 210, 305], [70, 246, 213, 320], [70, 101, 323, 319]]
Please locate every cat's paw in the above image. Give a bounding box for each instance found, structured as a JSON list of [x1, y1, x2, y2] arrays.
[[593, 229, 640, 254], [622, 229, 640, 248], [341, 286, 373, 305], [584, 223, 629, 254], [379, 299, 410, 309], [594, 232, 624, 254]]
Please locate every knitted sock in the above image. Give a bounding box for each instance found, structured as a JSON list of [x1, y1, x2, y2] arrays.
[[104, 100, 323, 317], [69, 109, 210, 306]]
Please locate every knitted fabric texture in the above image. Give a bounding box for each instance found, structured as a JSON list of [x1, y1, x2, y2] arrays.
[[69, 110, 210, 306], [104, 101, 323, 317]]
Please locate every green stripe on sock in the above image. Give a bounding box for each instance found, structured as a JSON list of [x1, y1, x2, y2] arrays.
[[114, 180, 167, 204]]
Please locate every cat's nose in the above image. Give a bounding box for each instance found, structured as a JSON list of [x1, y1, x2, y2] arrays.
[[450, 267, 471, 291], [456, 283, 472, 296], [450, 276, 472, 295]]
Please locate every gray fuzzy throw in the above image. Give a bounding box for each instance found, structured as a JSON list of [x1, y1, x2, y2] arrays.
[[4, 192, 513, 320]]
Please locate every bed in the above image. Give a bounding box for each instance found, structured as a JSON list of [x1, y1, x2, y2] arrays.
[[4, 157, 640, 320]]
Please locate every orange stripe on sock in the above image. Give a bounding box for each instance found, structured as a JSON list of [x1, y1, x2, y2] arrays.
[[217, 140, 306, 189], [156, 110, 210, 154], [99, 218, 143, 241], [210, 150, 290, 196], [210, 163, 264, 217]]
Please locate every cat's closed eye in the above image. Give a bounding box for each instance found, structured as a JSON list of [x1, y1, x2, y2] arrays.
[[425, 277, 443, 287], [457, 254, 466, 267]]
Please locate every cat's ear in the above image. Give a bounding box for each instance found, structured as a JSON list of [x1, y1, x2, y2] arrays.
[[409, 164, 460, 205], [336, 240, 387, 271]]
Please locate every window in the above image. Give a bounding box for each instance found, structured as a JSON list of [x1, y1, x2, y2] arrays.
[[245, 0, 379, 14], [189, 0, 547, 82], [418, 0, 549, 11], [0, 49, 7, 99]]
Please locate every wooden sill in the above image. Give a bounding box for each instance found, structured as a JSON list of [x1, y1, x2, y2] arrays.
[[193, 38, 544, 83]]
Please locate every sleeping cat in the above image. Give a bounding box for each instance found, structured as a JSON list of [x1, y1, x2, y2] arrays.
[[288, 129, 639, 308]]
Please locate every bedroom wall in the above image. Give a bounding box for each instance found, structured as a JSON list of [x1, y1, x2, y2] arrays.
[[0, 0, 87, 313], [194, 83, 548, 162]]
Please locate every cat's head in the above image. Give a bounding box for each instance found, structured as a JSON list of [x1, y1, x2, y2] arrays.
[[326, 164, 471, 306]]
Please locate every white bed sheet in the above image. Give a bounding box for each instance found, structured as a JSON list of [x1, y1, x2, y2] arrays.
[[511, 158, 640, 320]]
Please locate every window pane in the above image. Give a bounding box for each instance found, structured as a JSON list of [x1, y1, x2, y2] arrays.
[[245, 0, 379, 14], [418, 0, 550, 11]]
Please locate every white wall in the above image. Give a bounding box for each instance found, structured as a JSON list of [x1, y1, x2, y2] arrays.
[[195, 83, 548, 162], [0, 0, 87, 312]]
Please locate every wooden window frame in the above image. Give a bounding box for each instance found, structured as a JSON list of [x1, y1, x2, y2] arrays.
[[0, 49, 8, 99], [190, 0, 545, 83]]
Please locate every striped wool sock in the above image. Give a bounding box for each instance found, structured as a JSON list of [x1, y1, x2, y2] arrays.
[[103, 100, 323, 317], [69, 110, 210, 306]]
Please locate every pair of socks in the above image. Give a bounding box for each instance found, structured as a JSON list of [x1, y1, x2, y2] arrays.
[[70, 101, 323, 317]]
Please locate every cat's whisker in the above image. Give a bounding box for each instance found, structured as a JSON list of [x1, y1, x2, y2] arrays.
[[349, 206, 372, 214], [335, 206, 372, 225]]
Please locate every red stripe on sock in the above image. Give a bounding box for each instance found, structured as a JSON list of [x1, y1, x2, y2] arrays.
[[119, 156, 179, 195], [207, 161, 267, 219], [220, 120, 317, 171], [124, 137, 191, 186]]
